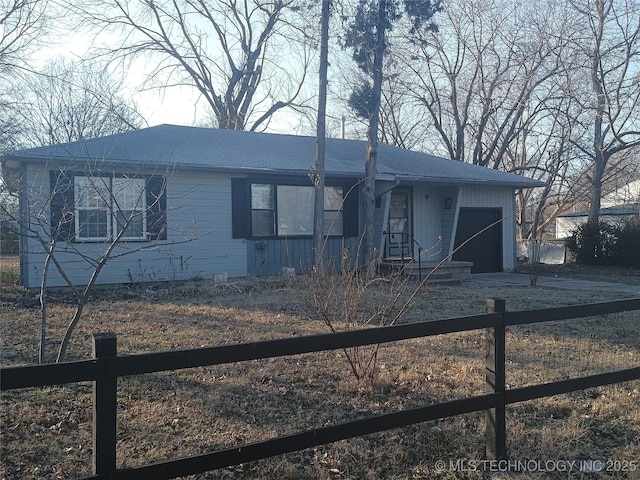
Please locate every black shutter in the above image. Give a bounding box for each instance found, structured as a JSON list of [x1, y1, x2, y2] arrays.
[[50, 171, 75, 241], [231, 178, 250, 238], [147, 176, 167, 240], [343, 184, 359, 238]]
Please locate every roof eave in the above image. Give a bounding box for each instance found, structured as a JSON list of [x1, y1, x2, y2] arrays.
[[6, 150, 545, 189], [393, 175, 543, 188]]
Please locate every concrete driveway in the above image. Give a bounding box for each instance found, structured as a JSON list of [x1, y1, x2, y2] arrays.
[[466, 272, 640, 296]]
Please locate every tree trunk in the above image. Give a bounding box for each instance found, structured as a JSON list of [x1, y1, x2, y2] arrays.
[[363, 0, 387, 275], [57, 299, 86, 363], [587, 118, 606, 225], [39, 250, 53, 364], [587, 0, 606, 226], [587, 168, 603, 225], [313, 0, 330, 269]]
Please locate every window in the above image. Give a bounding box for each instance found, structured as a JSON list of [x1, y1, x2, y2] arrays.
[[113, 177, 146, 239], [74, 176, 148, 241], [51, 171, 166, 242], [232, 178, 357, 239], [251, 184, 275, 236], [248, 183, 345, 237], [277, 185, 314, 236], [324, 186, 344, 236], [74, 177, 110, 240]]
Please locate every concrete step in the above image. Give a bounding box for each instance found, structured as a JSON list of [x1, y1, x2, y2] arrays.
[[380, 259, 472, 283], [405, 270, 462, 285]]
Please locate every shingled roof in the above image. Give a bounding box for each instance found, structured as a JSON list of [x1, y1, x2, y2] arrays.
[[4, 124, 541, 188]]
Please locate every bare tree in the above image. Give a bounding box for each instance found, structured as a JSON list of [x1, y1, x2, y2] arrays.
[[48, 171, 169, 362], [399, 0, 569, 169], [512, 98, 587, 240], [14, 59, 144, 147], [344, 0, 441, 271], [0, 93, 22, 153], [312, 0, 330, 268], [331, 58, 435, 151], [0, 162, 202, 363], [566, 0, 640, 224], [388, 0, 613, 240], [1, 55, 169, 363], [69, 0, 312, 131], [1, 0, 50, 152], [0, 0, 47, 73], [339, 0, 638, 242], [377, 73, 433, 151]]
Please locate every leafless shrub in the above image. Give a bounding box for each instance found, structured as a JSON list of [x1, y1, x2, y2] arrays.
[[299, 250, 413, 383]]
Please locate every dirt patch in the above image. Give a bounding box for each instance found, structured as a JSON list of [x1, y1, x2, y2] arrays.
[[1, 265, 639, 479]]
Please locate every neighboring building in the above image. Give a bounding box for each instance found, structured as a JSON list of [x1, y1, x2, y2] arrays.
[[555, 180, 640, 239], [2, 125, 541, 289], [555, 205, 640, 239]]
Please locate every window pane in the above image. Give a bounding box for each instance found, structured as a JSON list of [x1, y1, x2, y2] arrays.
[[390, 194, 407, 217], [75, 176, 110, 239], [75, 177, 108, 208], [277, 185, 313, 236], [389, 218, 407, 234], [324, 211, 343, 236], [323, 186, 343, 236], [112, 178, 146, 239], [252, 210, 275, 236], [252, 184, 273, 209], [78, 210, 109, 238], [324, 186, 343, 210], [113, 177, 146, 210], [115, 210, 145, 238], [251, 184, 274, 237]]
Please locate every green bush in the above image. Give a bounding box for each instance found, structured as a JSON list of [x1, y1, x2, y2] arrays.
[[566, 221, 616, 265], [1, 268, 20, 289], [612, 220, 640, 268], [566, 219, 640, 267]]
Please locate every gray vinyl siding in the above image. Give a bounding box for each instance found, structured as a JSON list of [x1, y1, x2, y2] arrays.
[[459, 186, 517, 270], [19, 164, 52, 289], [17, 159, 522, 287], [20, 166, 248, 289], [439, 187, 460, 259], [247, 237, 362, 275], [244, 183, 363, 275]]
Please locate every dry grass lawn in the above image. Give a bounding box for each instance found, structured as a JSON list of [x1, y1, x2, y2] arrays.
[[1, 256, 639, 479]]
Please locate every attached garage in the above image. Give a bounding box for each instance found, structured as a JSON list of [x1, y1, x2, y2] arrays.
[[453, 208, 503, 273]]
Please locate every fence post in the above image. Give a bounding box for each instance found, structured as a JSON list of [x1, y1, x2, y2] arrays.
[[485, 298, 506, 460], [92, 333, 117, 477]]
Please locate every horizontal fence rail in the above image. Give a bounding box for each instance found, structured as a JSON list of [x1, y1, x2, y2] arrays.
[[4, 298, 639, 388], [2, 313, 503, 389], [2, 297, 640, 480]]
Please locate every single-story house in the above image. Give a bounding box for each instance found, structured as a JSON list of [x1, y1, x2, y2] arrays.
[[2, 124, 541, 289]]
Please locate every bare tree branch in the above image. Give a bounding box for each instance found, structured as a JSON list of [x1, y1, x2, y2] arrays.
[[68, 0, 313, 131]]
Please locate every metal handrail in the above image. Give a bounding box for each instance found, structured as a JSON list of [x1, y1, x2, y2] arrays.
[[382, 230, 424, 281]]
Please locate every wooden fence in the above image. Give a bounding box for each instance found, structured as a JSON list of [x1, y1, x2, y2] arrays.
[[2, 297, 640, 480]]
